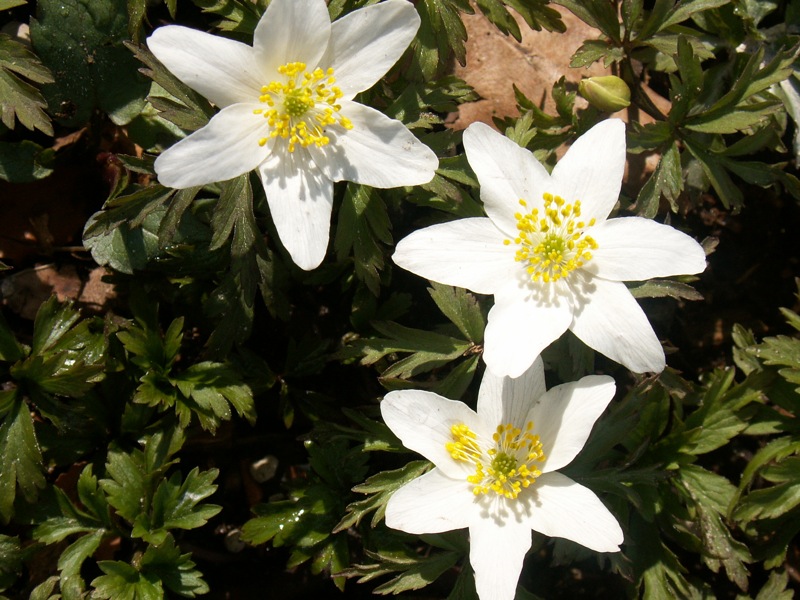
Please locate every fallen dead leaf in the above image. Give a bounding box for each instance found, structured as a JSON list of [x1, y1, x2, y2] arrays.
[[1, 264, 117, 319]]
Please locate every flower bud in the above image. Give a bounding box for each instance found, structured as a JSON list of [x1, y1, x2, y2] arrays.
[[579, 76, 631, 112]]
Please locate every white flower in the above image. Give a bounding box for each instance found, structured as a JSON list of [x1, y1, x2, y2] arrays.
[[382, 358, 623, 600], [147, 0, 438, 270], [393, 120, 706, 377]]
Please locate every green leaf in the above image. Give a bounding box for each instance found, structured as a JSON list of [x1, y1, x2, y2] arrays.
[[679, 466, 751, 590], [686, 103, 782, 134], [139, 535, 210, 597], [100, 448, 148, 525], [0, 393, 45, 523], [0, 311, 23, 363], [335, 461, 430, 531], [634, 141, 682, 217], [628, 278, 703, 301], [30, 0, 149, 126], [754, 570, 794, 600], [356, 321, 472, 380], [0, 33, 54, 135], [85, 201, 207, 274], [334, 184, 391, 296], [0, 140, 55, 182], [427, 283, 485, 343], [571, 39, 624, 68], [57, 530, 105, 592], [31, 296, 81, 354], [0, 535, 25, 592], [339, 548, 461, 595], [90, 561, 163, 600], [683, 136, 744, 210], [131, 467, 221, 545]]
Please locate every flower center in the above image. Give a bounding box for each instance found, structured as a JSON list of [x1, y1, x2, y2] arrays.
[[446, 421, 545, 500], [504, 193, 599, 283], [254, 61, 353, 153]]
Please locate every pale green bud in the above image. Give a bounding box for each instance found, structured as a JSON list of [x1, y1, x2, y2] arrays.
[[579, 76, 631, 112]]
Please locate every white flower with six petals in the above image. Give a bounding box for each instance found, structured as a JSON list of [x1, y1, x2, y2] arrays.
[[382, 358, 623, 600], [147, 0, 438, 270], [393, 119, 706, 377]]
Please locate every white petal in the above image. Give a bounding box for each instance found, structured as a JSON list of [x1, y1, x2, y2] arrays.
[[549, 119, 626, 225], [155, 104, 270, 188], [385, 468, 477, 534], [477, 357, 546, 428], [569, 273, 665, 373], [469, 518, 531, 600], [380, 390, 485, 480], [258, 149, 333, 270], [483, 285, 573, 378], [147, 26, 262, 108], [252, 0, 331, 73], [392, 218, 516, 295], [590, 217, 706, 281], [320, 0, 420, 96], [523, 471, 623, 553], [463, 122, 551, 235], [310, 101, 437, 187], [528, 375, 615, 473]]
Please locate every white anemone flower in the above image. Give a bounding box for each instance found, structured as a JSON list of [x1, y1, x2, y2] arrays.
[[147, 0, 438, 270], [393, 119, 706, 377], [382, 358, 623, 600]]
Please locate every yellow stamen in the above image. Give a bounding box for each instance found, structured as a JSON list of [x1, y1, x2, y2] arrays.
[[447, 421, 545, 500], [253, 61, 353, 153], [506, 193, 598, 283]]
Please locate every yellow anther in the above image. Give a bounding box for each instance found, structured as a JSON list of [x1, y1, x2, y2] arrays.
[[446, 420, 545, 500], [254, 61, 352, 152], [505, 192, 598, 283]]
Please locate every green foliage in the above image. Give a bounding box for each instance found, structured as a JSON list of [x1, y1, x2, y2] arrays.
[[346, 283, 484, 397], [30, 0, 149, 126], [0, 298, 106, 523], [0, 33, 54, 135], [117, 312, 255, 432], [91, 536, 209, 599], [727, 288, 800, 570], [242, 440, 369, 591], [2, 0, 800, 597]]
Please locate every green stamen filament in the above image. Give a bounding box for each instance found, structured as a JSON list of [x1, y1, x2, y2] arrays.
[[254, 61, 353, 153], [446, 421, 545, 500], [506, 193, 598, 283]]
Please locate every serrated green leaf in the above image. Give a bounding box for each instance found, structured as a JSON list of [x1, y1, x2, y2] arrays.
[[369, 550, 460, 595], [686, 103, 782, 134], [357, 321, 472, 380], [335, 461, 430, 532], [334, 184, 391, 296], [635, 141, 682, 217], [628, 278, 703, 301], [139, 535, 209, 598], [90, 561, 163, 600], [0, 394, 45, 523], [128, 42, 213, 132], [58, 530, 105, 583], [100, 449, 147, 525], [754, 570, 794, 600], [0, 33, 53, 135], [131, 467, 221, 544], [683, 136, 744, 210], [658, 0, 730, 30], [427, 283, 485, 343]]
